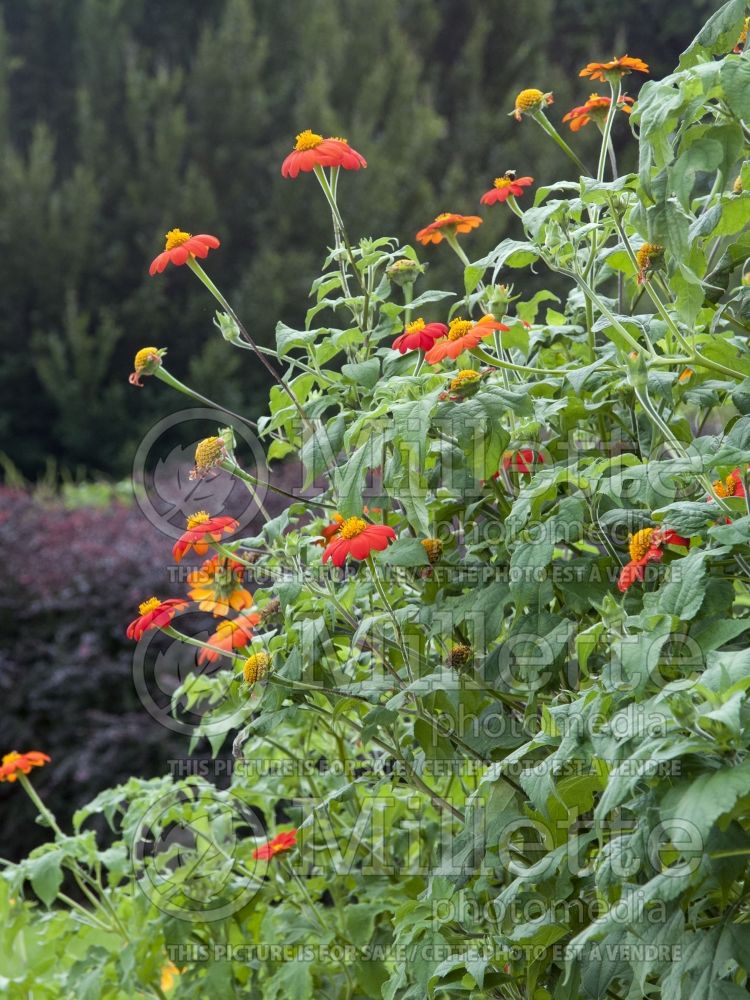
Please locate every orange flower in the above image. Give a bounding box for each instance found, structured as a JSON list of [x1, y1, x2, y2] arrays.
[[126, 597, 189, 640], [425, 315, 508, 365], [187, 555, 254, 617], [562, 93, 634, 132], [416, 213, 482, 246], [734, 17, 750, 52], [480, 173, 534, 205], [512, 88, 554, 121], [635, 243, 664, 284], [197, 613, 261, 665], [617, 527, 688, 593], [712, 469, 745, 499], [503, 448, 544, 475], [149, 229, 220, 275], [252, 829, 297, 861], [281, 130, 366, 178], [172, 511, 240, 563], [580, 56, 649, 82], [392, 318, 449, 353], [321, 517, 396, 567], [0, 750, 50, 783]]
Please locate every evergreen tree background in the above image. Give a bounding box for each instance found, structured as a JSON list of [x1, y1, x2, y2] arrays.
[[0, 0, 717, 478]]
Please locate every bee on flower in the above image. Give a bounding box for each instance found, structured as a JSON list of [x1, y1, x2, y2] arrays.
[[480, 170, 534, 206]]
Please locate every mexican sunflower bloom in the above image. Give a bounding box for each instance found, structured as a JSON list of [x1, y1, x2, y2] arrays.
[[126, 598, 188, 640], [480, 173, 534, 205], [416, 213, 482, 246], [321, 517, 396, 567], [0, 751, 50, 783], [252, 829, 298, 862], [149, 229, 220, 275], [580, 56, 649, 82], [392, 318, 449, 353], [503, 448, 544, 475], [172, 511, 240, 563], [712, 470, 745, 499], [129, 346, 165, 387], [512, 88, 554, 121], [617, 528, 688, 593], [197, 613, 261, 665], [562, 93, 634, 132], [281, 130, 366, 178], [187, 555, 254, 617], [425, 315, 508, 365], [635, 243, 664, 284]]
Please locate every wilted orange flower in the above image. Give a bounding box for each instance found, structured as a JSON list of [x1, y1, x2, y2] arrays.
[[198, 613, 261, 665], [712, 469, 745, 499], [617, 527, 688, 593], [149, 229, 220, 275], [0, 751, 50, 783], [129, 346, 166, 387], [392, 318, 449, 353], [425, 315, 508, 365], [126, 598, 189, 640], [172, 511, 240, 563], [512, 88, 554, 121], [281, 130, 366, 178], [562, 93, 634, 132], [187, 555, 254, 617], [321, 517, 396, 567], [580, 56, 649, 82], [416, 213, 482, 246], [635, 243, 664, 284], [480, 173, 534, 205], [252, 829, 298, 861], [734, 17, 750, 52]]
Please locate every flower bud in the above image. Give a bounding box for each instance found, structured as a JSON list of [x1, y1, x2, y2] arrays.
[[386, 258, 425, 287], [448, 643, 473, 669], [129, 347, 166, 387]]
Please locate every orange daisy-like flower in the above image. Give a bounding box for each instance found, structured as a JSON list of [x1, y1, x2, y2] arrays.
[[281, 130, 366, 178], [126, 597, 189, 641], [252, 829, 298, 862], [503, 448, 544, 475], [580, 56, 649, 83], [416, 213, 483, 246], [562, 93, 635, 132], [197, 613, 261, 665], [0, 750, 50, 783], [425, 315, 508, 365], [480, 173, 534, 205], [172, 511, 240, 563], [187, 555, 254, 617], [617, 527, 688, 593], [321, 517, 396, 567], [149, 229, 220, 276], [711, 469, 745, 500], [392, 318, 449, 354], [512, 88, 554, 121]]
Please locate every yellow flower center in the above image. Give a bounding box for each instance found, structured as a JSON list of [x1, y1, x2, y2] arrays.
[[294, 129, 324, 151], [449, 643, 473, 667], [134, 347, 159, 372], [448, 318, 473, 341], [421, 538, 443, 564], [628, 528, 654, 563], [435, 213, 454, 222], [493, 177, 513, 189], [635, 243, 664, 271], [339, 516, 367, 539], [164, 228, 192, 251], [2, 752, 21, 767], [194, 436, 224, 470], [515, 88, 544, 110], [405, 318, 426, 335], [450, 369, 481, 391], [243, 651, 270, 684], [187, 510, 211, 530], [138, 596, 161, 615], [713, 475, 738, 499]]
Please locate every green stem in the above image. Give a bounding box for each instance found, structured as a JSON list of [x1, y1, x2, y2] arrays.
[[597, 81, 621, 183], [153, 367, 258, 431], [218, 457, 336, 510], [18, 774, 66, 839], [366, 554, 414, 682], [532, 110, 589, 175]]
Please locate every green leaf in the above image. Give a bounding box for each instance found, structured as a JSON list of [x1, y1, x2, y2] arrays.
[[721, 55, 750, 120], [660, 760, 750, 838], [27, 850, 64, 907], [341, 358, 380, 389], [680, 0, 748, 68], [655, 550, 707, 620]]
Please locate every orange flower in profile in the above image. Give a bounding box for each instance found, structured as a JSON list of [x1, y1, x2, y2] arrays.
[[512, 88, 554, 121], [187, 555, 254, 617], [197, 613, 261, 665], [416, 213, 482, 246], [172, 511, 240, 563], [580, 56, 649, 82], [503, 448, 544, 475], [480, 173, 534, 205], [281, 130, 366, 178], [252, 829, 298, 861], [734, 17, 750, 52], [425, 315, 508, 365], [149, 229, 220, 275], [392, 318, 449, 353], [321, 517, 396, 567], [0, 751, 50, 783], [562, 93, 634, 132], [712, 469, 745, 499], [126, 598, 189, 641], [617, 527, 688, 593]]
